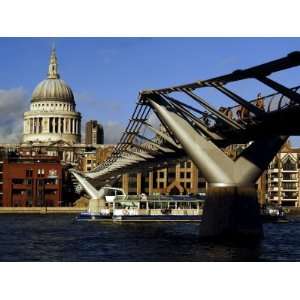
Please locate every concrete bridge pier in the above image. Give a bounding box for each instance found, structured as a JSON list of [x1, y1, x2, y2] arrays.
[[201, 184, 262, 239], [70, 170, 106, 213], [149, 97, 287, 239]]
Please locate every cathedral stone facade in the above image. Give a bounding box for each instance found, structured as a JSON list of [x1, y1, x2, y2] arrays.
[[23, 47, 81, 144]]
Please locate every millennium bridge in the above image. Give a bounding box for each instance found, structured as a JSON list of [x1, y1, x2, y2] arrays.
[[72, 51, 300, 239]]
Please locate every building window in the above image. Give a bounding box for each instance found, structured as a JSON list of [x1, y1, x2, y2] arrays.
[[198, 181, 206, 188], [159, 182, 164, 189], [186, 172, 191, 179], [186, 161, 192, 168], [12, 179, 24, 184], [180, 161, 185, 168], [26, 169, 33, 177], [159, 172, 164, 178], [180, 172, 185, 179], [282, 157, 297, 171], [37, 169, 45, 177], [186, 182, 191, 189]]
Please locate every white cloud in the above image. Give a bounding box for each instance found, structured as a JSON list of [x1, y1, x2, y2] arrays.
[[0, 88, 28, 143], [103, 121, 124, 144]]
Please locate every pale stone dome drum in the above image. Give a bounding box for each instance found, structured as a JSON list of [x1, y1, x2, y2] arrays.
[[32, 78, 75, 104]]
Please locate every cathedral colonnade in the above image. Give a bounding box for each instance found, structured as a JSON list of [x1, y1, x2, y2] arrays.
[[24, 116, 81, 135]]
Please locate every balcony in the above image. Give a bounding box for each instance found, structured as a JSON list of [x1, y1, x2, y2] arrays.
[[281, 198, 298, 201], [11, 194, 28, 201], [268, 186, 279, 191], [281, 193, 298, 200], [282, 174, 298, 181], [12, 184, 31, 189], [281, 184, 298, 191], [268, 196, 279, 201], [282, 179, 298, 182], [268, 169, 279, 173], [44, 184, 59, 190]]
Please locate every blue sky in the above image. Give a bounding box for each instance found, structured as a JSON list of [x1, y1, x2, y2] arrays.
[[0, 37, 300, 144]]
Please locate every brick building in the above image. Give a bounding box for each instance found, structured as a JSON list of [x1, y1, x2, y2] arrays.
[[0, 149, 4, 206], [78, 145, 115, 172], [121, 159, 206, 196], [2, 153, 62, 207]]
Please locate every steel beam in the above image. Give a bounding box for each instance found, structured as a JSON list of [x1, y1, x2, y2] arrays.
[[257, 76, 300, 104], [142, 121, 182, 149], [211, 83, 265, 117], [183, 89, 244, 130], [149, 97, 235, 185]]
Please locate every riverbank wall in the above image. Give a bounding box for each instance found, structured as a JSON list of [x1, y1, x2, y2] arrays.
[[0, 207, 86, 214], [284, 207, 300, 215]]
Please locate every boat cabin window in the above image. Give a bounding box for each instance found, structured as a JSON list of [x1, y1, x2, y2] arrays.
[[140, 202, 147, 209], [105, 189, 124, 196], [148, 202, 154, 209], [169, 202, 176, 209], [191, 202, 198, 209], [105, 189, 116, 196], [161, 202, 168, 209]]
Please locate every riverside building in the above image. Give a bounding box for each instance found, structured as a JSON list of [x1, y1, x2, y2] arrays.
[[0, 149, 4, 206], [2, 153, 62, 207], [120, 159, 207, 196], [264, 143, 300, 207], [85, 120, 104, 145]]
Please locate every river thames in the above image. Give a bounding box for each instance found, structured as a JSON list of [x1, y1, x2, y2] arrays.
[[0, 214, 299, 261]]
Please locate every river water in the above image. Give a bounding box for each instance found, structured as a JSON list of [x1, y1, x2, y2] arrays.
[[0, 214, 299, 261]]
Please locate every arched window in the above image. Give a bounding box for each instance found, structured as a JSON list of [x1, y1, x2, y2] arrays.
[[282, 156, 297, 171]]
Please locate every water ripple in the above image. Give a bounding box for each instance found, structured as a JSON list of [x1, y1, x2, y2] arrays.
[[0, 214, 299, 261]]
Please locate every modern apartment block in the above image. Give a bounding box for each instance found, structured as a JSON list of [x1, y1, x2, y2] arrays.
[[85, 120, 104, 145], [266, 144, 300, 207]]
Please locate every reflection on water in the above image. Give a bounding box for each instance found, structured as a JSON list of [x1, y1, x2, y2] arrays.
[[0, 214, 299, 261]]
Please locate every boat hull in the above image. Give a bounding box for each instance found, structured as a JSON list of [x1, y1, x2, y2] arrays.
[[76, 213, 112, 222], [76, 212, 201, 222], [112, 215, 201, 222]]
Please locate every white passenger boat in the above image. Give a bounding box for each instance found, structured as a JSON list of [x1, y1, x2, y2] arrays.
[[76, 187, 204, 222]]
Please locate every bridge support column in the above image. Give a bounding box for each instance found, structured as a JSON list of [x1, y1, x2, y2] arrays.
[[88, 198, 106, 214], [149, 97, 287, 240], [201, 185, 262, 239]]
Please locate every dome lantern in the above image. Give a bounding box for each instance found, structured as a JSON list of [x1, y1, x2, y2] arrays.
[[31, 48, 75, 104], [48, 46, 60, 79]]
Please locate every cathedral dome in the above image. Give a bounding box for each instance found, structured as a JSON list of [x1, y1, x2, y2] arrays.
[[31, 47, 75, 104], [23, 47, 81, 145], [32, 78, 74, 103]]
